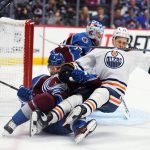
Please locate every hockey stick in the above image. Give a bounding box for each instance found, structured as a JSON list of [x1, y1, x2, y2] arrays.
[[0, 80, 18, 91], [0, 0, 13, 11], [40, 35, 150, 52], [39, 34, 114, 49], [122, 99, 130, 119]]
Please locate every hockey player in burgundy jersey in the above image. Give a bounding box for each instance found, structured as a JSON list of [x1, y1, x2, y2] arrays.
[[3, 52, 69, 134], [49, 20, 104, 63], [3, 50, 98, 140]]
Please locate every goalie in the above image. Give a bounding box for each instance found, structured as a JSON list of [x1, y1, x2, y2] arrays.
[[49, 20, 104, 62]]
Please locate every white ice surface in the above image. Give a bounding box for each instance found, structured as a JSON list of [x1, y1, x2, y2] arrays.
[[0, 66, 150, 150]]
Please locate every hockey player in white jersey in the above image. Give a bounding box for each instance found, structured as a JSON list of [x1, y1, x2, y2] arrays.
[[31, 27, 150, 143], [60, 27, 150, 132]]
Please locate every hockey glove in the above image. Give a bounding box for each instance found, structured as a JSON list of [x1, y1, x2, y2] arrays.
[[71, 69, 97, 83], [17, 86, 32, 102], [59, 62, 81, 83]]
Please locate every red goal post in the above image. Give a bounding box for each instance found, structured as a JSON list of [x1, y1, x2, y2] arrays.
[[24, 19, 34, 88]]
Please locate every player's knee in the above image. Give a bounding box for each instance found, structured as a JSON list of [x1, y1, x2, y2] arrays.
[[59, 95, 83, 114], [33, 92, 56, 114], [89, 88, 109, 108]]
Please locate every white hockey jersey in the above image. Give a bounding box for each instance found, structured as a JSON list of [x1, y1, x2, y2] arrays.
[[76, 48, 150, 97]]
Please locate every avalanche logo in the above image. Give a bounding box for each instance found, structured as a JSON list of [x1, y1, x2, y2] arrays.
[[82, 37, 88, 43], [104, 50, 124, 69]]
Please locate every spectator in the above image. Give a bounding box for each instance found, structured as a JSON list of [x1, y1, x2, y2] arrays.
[[92, 6, 110, 27], [138, 9, 150, 29], [79, 6, 91, 27], [32, 0, 43, 24], [85, 0, 100, 10], [124, 8, 141, 29], [121, 0, 141, 16], [34, 16, 42, 25], [63, 6, 76, 26], [46, 10, 63, 25], [15, 2, 31, 20], [15, 3, 22, 20], [112, 7, 125, 28], [57, 0, 68, 17], [128, 0, 141, 15]]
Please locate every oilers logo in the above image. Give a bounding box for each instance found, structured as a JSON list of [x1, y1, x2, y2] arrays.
[[104, 50, 124, 69]]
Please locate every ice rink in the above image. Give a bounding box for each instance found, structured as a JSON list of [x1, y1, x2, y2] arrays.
[[0, 65, 150, 150]]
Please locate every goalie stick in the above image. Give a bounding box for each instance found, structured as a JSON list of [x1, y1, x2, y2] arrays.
[[0, 0, 13, 11], [40, 34, 114, 49], [0, 80, 18, 91], [40, 35, 150, 52]]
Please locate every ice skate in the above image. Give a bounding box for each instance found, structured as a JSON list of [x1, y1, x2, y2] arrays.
[[74, 119, 97, 144], [30, 110, 47, 136], [63, 105, 87, 127], [30, 110, 54, 136]]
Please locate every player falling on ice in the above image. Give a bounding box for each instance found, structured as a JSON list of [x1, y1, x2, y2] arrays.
[[3, 52, 67, 134], [3, 44, 100, 139], [34, 27, 150, 143]]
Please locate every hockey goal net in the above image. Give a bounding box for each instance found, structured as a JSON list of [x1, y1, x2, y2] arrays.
[[0, 17, 34, 115]]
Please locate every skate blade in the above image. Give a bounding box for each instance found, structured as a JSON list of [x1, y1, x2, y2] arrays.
[[1, 129, 10, 136], [75, 120, 97, 144], [30, 112, 38, 137]]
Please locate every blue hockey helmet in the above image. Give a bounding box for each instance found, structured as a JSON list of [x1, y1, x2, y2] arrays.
[[86, 20, 104, 42], [48, 51, 65, 66]]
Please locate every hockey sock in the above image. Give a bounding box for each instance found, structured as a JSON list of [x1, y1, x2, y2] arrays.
[[12, 109, 29, 126], [48, 94, 83, 124], [82, 99, 97, 117], [12, 103, 33, 126], [48, 105, 64, 124], [81, 88, 109, 117]]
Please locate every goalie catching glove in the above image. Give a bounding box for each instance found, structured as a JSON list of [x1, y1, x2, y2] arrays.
[[59, 62, 97, 84]]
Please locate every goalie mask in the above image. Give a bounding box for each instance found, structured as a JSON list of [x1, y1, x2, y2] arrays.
[[112, 27, 130, 44], [86, 20, 104, 45]]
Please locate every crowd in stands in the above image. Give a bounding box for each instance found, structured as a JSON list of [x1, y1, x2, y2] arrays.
[[0, 0, 149, 29]]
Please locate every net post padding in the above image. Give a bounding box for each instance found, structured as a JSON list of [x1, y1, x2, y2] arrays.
[[24, 20, 34, 88]]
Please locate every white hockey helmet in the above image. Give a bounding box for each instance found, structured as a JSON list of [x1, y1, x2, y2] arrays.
[[112, 27, 130, 43], [86, 20, 104, 42]]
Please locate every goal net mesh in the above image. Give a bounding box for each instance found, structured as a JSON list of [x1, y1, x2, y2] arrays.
[[0, 17, 34, 116]]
